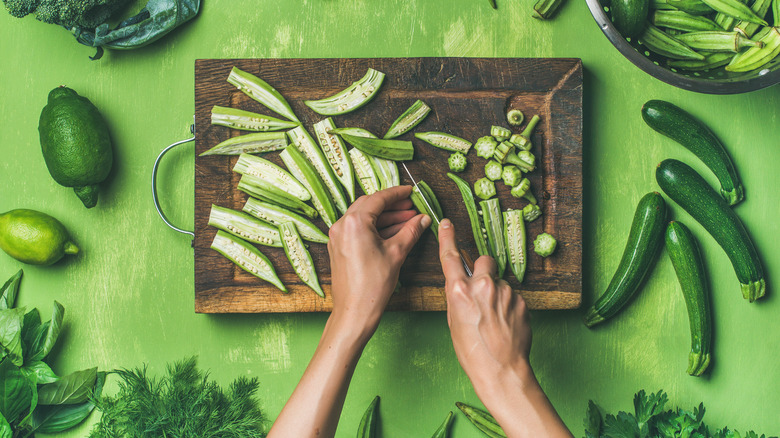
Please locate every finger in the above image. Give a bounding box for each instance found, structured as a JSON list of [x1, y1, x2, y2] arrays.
[[358, 186, 414, 218], [386, 214, 431, 258], [437, 218, 468, 281], [386, 198, 414, 211], [376, 209, 417, 228], [378, 222, 406, 239], [473, 255, 498, 278]]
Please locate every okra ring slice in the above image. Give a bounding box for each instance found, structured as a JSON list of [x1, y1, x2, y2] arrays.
[[243, 198, 328, 243], [227, 66, 300, 123], [414, 132, 473, 154], [384, 100, 431, 139], [447, 172, 490, 257], [304, 68, 385, 116], [210, 105, 299, 132], [280, 222, 324, 297], [208, 205, 282, 247], [280, 145, 339, 228], [211, 231, 286, 292], [199, 132, 288, 156], [504, 209, 528, 284], [233, 153, 310, 201], [237, 174, 318, 218], [313, 118, 357, 203], [287, 126, 349, 214]]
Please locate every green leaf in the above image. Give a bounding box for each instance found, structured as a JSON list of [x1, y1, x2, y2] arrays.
[[17, 373, 38, 429], [38, 367, 97, 405], [0, 357, 33, 424], [585, 400, 602, 438], [29, 301, 64, 362], [604, 411, 640, 438], [31, 371, 104, 434], [0, 413, 12, 438], [21, 360, 59, 384], [20, 308, 41, 361], [0, 270, 22, 310], [0, 308, 25, 366]]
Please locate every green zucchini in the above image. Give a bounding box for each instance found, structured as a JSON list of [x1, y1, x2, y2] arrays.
[[447, 172, 490, 257], [584, 192, 667, 327], [642, 100, 744, 205], [210, 231, 286, 292], [612, 0, 650, 37], [656, 159, 765, 302], [357, 396, 379, 438], [431, 411, 454, 438], [455, 402, 506, 438], [665, 221, 711, 376]]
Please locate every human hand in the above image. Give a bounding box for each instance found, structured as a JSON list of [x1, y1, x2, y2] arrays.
[[327, 186, 431, 338]]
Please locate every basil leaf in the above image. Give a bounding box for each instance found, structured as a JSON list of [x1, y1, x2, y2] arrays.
[[20, 308, 41, 361], [31, 372, 104, 434], [29, 301, 64, 362], [21, 361, 59, 385], [0, 308, 25, 366], [0, 357, 32, 424], [17, 374, 38, 429], [0, 270, 22, 310], [38, 367, 97, 405], [0, 413, 11, 438]]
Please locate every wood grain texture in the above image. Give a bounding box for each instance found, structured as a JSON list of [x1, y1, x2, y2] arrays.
[[194, 58, 582, 313]]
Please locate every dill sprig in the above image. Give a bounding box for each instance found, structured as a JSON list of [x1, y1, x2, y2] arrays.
[[89, 357, 267, 438]]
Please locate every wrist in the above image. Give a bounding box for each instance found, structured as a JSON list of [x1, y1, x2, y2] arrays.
[[325, 309, 379, 348], [472, 359, 538, 410]]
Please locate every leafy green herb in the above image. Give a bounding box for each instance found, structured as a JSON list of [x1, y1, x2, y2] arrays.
[[0, 357, 32, 425], [0, 270, 22, 310], [585, 390, 776, 438], [38, 367, 98, 405], [89, 357, 267, 438]]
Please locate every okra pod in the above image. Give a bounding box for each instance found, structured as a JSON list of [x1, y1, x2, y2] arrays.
[[349, 148, 382, 196], [523, 203, 542, 222], [199, 132, 288, 156], [279, 222, 324, 297], [506, 109, 524, 126], [339, 134, 414, 161], [490, 125, 511, 142], [410, 180, 443, 239], [431, 411, 454, 438], [675, 31, 763, 52], [455, 402, 506, 438], [474, 136, 499, 159], [533, 0, 567, 19], [494, 143, 536, 172], [726, 27, 780, 72], [313, 118, 357, 203], [666, 51, 735, 70], [653, 0, 677, 9], [227, 66, 300, 123], [640, 24, 706, 60], [480, 198, 507, 278], [280, 145, 339, 228], [415, 132, 473, 154], [210, 105, 299, 132], [288, 126, 349, 214], [384, 100, 431, 139], [509, 114, 541, 151], [233, 153, 310, 201], [304, 68, 385, 116], [448, 152, 468, 173], [774, 0, 780, 26], [474, 177, 497, 200], [237, 174, 318, 218], [208, 205, 282, 247], [328, 127, 377, 138], [484, 161, 503, 181], [243, 197, 329, 243], [357, 396, 379, 438], [667, 0, 715, 14], [504, 209, 527, 283], [211, 230, 286, 292], [335, 128, 400, 189], [701, 0, 768, 25], [715, 11, 740, 31], [447, 173, 490, 257], [733, 0, 773, 37], [652, 10, 722, 31]]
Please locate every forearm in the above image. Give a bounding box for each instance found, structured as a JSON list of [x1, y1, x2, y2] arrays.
[[473, 363, 572, 438], [268, 314, 373, 438]]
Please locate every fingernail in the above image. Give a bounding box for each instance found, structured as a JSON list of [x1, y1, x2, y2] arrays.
[[421, 215, 432, 228], [440, 218, 452, 229]]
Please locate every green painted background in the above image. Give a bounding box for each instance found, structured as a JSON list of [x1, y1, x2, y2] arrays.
[[1, 0, 779, 436]]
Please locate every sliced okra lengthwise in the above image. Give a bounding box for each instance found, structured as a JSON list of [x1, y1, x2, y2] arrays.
[[304, 68, 385, 115], [211, 230, 286, 292], [243, 197, 329, 244], [211, 105, 299, 132], [313, 118, 357, 203], [384, 100, 431, 139], [280, 222, 324, 297], [331, 127, 399, 189], [237, 173, 318, 219], [208, 205, 282, 247], [227, 66, 300, 123], [447, 172, 490, 257], [349, 148, 382, 196], [504, 209, 527, 283], [288, 126, 349, 214], [415, 132, 472, 154], [480, 198, 507, 278], [199, 132, 287, 156], [280, 145, 339, 228], [233, 153, 310, 201], [409, 180, 443, 239]]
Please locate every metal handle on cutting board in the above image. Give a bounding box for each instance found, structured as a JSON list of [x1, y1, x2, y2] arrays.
[[152, 120, 195, 241]]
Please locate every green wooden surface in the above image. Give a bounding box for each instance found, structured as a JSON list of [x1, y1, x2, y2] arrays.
[[1, 1, 779, 436]]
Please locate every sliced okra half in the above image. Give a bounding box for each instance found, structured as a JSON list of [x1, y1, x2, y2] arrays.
[[208, 205, 282, 247], [210, 105, 299, 132], [199, 132, 287, 156], [384, 100, 431, 139], [227, 66, 300, 123], [280, 222, 324, 297], [313, 118, 357, 203], [349, 148, 382, 196], [480, 198, 507, 278], [330, 127, 399, 188], [243, 197, 329, 243], [280, 145, 339, 228], [410, 180, 443, 239], [415, 132, 473, 154], [304, 68, 385, 115], [237, 173, 318, 218], [338, 134, 414, 161], [447, 172, 490, 257], [233, 153, 310, 201], [287, 126, 349, 214], [504, 209, 527, 283], [211, 230, 286, 292]]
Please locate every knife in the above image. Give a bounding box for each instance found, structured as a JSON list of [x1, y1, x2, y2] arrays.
[[401, 162, 473, 277]]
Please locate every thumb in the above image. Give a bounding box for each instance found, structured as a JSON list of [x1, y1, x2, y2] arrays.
[[387, 214, 431, 258]]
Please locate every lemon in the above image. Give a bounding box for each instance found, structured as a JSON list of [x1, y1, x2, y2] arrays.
[[39, 86, 113, 208], [0, 209, 79, 265]]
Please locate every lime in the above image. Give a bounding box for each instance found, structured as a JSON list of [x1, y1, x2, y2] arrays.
[[0, 209, 79, 265], [38, 86, 113, 208]]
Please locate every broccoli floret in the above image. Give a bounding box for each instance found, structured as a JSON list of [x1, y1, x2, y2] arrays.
[[533, 233, 557, 257], [448, 152, 467, 173], [4, 0, 132, 29]]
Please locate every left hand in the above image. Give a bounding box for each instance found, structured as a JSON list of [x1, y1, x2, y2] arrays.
[[327, 185, 431, 337]]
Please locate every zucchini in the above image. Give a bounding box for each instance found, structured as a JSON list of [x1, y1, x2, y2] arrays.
[[642, 100, 744, 205], [612, 0, 650, 37], [584, 192, 667, 327], [656, 159, 765, 302], [665, 221, 711, 376]]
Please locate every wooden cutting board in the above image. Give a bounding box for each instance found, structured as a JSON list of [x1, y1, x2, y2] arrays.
[[194, 58, 582, 312]]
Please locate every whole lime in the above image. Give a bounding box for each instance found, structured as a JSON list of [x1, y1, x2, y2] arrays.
[[0, 209, 79, 265], [39, 86, 113, 208]]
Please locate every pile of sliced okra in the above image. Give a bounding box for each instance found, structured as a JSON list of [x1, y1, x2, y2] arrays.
[[201, 66, 556, 297]]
